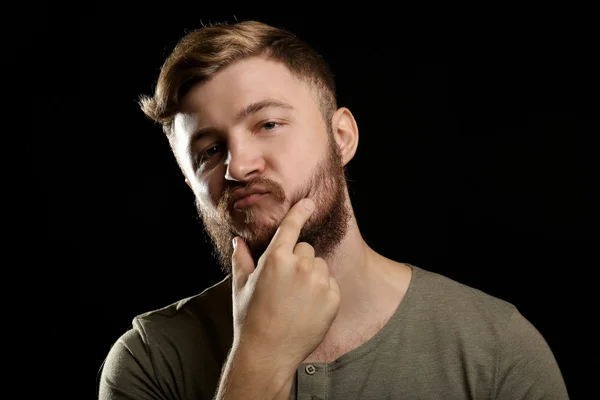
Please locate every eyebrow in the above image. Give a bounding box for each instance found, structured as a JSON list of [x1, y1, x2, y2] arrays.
[[188, 99, 294, 146]]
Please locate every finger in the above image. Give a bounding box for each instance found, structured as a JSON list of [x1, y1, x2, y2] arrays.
[[328, 275, 340, 298], [313, 256, 339, 297], [293, 242, 315, 259], [231, 236, 256, 291], [313, 257, 330, 286], [267, 198, 315, 252]]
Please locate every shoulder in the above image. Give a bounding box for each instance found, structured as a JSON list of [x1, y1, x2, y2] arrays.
[[410, 265, 517, 323], [129, 274, 234, 353], [99, 274, 234, 398], [407, 265, 568, 398], [404, 265, 518, 353], [104, 274, 233, 371], [133, 274, 233, 330]]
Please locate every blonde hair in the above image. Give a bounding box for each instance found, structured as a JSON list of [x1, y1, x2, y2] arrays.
[[139, 20, 337, 138]]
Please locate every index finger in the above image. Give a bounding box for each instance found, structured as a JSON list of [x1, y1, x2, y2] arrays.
[[267, 198, 315, 251]]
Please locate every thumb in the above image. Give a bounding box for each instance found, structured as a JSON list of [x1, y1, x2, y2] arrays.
[[231, 236, 255, 290]]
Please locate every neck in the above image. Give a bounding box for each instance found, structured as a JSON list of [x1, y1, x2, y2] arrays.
[[321, 199, 410, 329]]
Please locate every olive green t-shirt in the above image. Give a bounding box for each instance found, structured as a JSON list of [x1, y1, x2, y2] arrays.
[[98, 265, 569, 399]]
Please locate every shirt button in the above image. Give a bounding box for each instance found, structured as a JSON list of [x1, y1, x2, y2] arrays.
[[305, 365, 316, 375]]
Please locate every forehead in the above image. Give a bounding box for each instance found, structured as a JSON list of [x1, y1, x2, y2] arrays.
[[175, 56, 316, 134]]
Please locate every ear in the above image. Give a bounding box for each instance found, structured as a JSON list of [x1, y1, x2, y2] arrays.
[[331, 107, 359, 166]]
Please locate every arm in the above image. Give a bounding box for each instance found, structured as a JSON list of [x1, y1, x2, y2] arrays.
[[99, 329, 297, 400], [98, 329, 168, 400], [214, 342, 296, 400], [494, 309, 569, 400]]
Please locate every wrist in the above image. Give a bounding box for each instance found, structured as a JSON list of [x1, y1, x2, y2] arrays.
[[218, 345, 295, 400]]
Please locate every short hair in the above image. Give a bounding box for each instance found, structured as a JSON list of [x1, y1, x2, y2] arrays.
[[139, 20, 338, 139]]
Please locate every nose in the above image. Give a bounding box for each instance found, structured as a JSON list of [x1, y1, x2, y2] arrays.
[[224, 142, 265, 182]]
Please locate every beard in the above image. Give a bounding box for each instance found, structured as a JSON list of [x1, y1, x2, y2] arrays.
[[195, 136, 351, 276]]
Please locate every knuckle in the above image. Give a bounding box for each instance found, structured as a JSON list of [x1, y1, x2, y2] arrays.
[[295, 242, 314, 253], [268, 245, 290, 265], [295, 256, 312, 272], [315, 275, 330, 290], [329, 284, 340, 302], [274, 251, 290, 265], [314, 257, 327, 267], [313, 258, 330, 288]]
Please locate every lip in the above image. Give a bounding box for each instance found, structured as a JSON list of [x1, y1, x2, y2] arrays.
[[230, 186, 270, 210], [233, 193, 269, 209]]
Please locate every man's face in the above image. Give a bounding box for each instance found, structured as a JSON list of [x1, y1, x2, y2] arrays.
[[173, 56, 351, 274]]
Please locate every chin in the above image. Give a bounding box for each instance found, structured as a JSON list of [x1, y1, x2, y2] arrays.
[[232, 205, 284, 235]]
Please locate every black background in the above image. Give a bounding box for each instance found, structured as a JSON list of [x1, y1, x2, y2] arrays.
[[24, 4, 598, 399]]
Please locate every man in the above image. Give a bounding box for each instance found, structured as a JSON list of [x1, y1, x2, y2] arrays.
[[98, 20, 569, 399]]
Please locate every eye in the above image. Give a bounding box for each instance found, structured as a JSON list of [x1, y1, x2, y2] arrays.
[[194, 144, 222, 169], [261, 121, 280, 130], [205, 144, 221, 157]]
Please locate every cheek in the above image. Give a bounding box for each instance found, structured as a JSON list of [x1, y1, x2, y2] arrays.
[[208, 179, 226, 205], [276, 139, 324, 175], [274, 159, 316, 202], [193, 170, 223, 206]]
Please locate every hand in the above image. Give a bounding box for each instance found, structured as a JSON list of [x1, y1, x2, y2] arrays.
[[230, 198, 341, 368]]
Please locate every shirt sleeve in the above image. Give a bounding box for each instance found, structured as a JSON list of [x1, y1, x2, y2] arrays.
[[98, 328, 169, 400], [494, 308, 569, 399]]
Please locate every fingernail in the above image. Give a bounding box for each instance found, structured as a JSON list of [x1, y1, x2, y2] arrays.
[[303, 198, 315, 211], [232, 237, 237, 250]]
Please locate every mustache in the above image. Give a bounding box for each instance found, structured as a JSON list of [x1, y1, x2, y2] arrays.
[[218, 177, 287, 212]]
